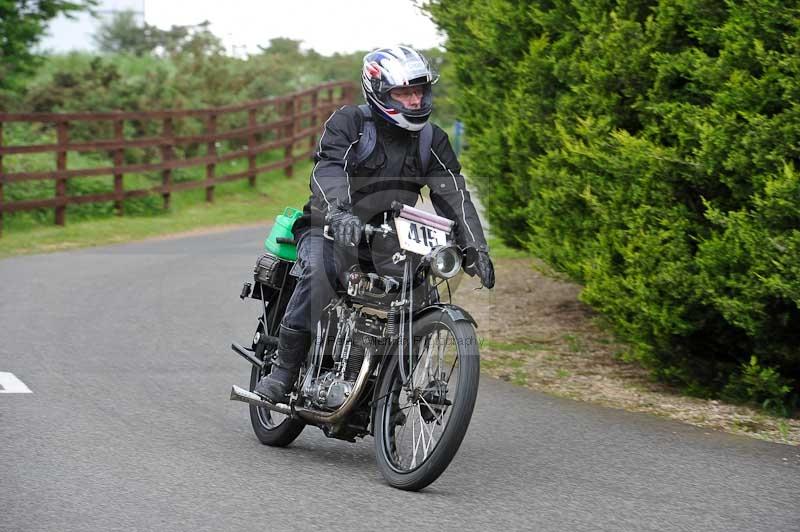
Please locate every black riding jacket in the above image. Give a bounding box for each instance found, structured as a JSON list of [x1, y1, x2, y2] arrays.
[[293, 105, 488, 252]]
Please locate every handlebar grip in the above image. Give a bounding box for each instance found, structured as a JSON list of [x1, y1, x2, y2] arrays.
[[275, 237, 296, 245]]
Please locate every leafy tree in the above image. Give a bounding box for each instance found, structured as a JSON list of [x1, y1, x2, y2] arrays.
[[0, 0, 95, 95], [94, 10, 223, 58], [92, 9, 154, 55], [257, 37, 303, 57], [157, 20, 224, 58]]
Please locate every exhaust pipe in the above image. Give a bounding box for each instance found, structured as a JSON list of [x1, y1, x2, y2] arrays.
[[229, 385, 293, 415]]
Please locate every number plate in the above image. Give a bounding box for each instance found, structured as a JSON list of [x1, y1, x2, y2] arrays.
[[395, 218, 449, 255]]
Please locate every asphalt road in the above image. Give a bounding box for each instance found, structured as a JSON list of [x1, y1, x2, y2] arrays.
[[1, 227, 798, 532]]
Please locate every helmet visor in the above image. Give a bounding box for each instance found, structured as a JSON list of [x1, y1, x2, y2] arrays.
[[384, 82, 434, 117]]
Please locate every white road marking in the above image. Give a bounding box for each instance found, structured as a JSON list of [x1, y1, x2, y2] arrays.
[[0, 372, 32, 393]]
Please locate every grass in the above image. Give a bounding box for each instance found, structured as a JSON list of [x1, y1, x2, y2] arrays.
[[482, 338, 557, 352], [486, 236, 530, 259], [0, 160, 313, 258], [481, 351, 529, 386], [563, 333, 584, 353], [778, 420, 790, 440]]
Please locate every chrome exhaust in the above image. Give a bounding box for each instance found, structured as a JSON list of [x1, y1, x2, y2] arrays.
[[229, 385, 293, 416]]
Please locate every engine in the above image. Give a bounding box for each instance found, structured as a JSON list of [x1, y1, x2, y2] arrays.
[[301, 309, 384, 410], [304, 371, 354, 410]]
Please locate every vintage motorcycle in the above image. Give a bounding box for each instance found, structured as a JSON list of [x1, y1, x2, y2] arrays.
[[229, 202, 480, 491]]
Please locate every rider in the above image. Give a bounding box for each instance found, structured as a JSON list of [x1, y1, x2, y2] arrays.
[[255, 45, 495, 403]]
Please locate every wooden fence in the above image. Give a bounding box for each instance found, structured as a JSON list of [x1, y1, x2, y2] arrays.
[[0, 81, 357, 237]]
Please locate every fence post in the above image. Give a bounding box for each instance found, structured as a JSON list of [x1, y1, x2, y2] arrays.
[[0, 121, 4, 237], [247, 109, 257, 187], [161, 117, 174, 211], [283, 96, 296, 178], [309, 91, 319, 150], [336, 83, 345, 106], [206, 114, 217, 203], [113, 120, 124, 216], [55, 121, 68, 226], [327, 88, 335, 112], [327, 87, 336, 119]]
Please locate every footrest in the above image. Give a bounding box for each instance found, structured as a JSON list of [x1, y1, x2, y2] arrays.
[[231, 342, 264, 368]]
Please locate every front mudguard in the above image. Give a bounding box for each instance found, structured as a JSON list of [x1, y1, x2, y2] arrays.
[[376, 303, 478, 384], [412, 303, 478, 328], [370, 303, 477, 434]]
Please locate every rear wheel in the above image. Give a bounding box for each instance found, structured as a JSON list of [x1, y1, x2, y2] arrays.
[[374, 311, 479, 491], [248, 305, 305, 446]]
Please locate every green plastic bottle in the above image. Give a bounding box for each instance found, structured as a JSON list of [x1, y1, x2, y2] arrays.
[[264, 207, 302, 261]]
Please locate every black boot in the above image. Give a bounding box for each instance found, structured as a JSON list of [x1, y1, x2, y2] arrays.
[[254, 325, 312, 403]]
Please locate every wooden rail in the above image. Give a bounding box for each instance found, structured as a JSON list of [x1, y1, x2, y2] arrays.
[[0, 81, 357, 236]]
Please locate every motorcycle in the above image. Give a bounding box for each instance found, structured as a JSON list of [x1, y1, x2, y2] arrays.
[[229, 202, 480, 491]]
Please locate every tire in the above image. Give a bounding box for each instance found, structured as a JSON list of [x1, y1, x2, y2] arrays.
[[248, 305, 305, 447], [374, 311, 480, 491]]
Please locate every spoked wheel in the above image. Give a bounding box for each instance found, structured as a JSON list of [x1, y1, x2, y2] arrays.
[[374, 311, 480, 491], [248, 313, 305, 447]]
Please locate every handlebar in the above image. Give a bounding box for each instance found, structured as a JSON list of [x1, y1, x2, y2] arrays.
[[364, 223, 394, 238], [324, 222, 394, 242]]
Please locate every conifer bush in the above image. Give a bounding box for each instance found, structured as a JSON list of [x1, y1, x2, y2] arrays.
[[425, 0, 800, 408]]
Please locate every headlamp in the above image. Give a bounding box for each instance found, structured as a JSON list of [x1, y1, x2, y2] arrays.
[[429, 245, 463, 279]]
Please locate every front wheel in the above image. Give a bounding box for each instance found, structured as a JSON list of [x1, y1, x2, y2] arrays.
[[374, 311, 480, 491]]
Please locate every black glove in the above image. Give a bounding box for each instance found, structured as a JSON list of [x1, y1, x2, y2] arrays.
[[325, 205, 363, 247], [464, 247, 495, 288]]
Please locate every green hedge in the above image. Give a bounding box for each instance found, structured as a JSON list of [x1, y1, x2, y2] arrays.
[[426, 0, 799, 411]]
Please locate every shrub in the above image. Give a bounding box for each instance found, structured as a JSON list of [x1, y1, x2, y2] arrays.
[[722, 357, 795, 416], [425, 0, 800, 410]]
